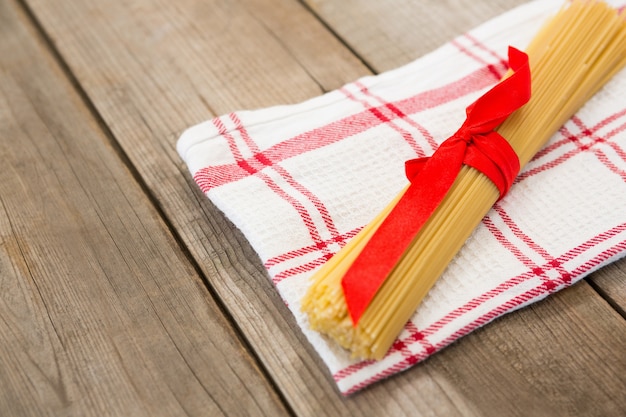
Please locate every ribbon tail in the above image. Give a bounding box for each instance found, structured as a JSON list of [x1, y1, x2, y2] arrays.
[[341, 141, 466, 324]]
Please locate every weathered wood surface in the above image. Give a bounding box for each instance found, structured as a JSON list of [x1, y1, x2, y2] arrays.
[[588, 260, 626, 315], [0, 2, 287, 416], [305, 0, 530, 72], [2, 0, 625, 415]]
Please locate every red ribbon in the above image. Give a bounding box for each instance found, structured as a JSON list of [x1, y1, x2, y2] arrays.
[[341, 47, 531, 325]]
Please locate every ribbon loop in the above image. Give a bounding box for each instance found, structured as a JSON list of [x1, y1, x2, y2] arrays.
[[342, 46, 531, 325]]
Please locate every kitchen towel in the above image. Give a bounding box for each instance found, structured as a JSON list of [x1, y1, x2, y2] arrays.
[[177, 0, 626, 394]]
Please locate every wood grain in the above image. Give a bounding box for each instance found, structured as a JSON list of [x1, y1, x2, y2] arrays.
[[0, 1, 288, 416], [429, 281, 626, 417], [11, 0, 626, 415], [588, 262, 626, 316], [304, 0, 530, 72]]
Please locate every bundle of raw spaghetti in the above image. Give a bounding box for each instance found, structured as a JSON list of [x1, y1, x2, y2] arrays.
[[301, 0, 626, 360]]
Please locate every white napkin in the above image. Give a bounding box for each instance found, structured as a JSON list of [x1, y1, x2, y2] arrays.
[[177, 0, 626, 394]]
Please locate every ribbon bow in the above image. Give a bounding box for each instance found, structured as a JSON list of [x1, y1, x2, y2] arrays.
[[342, 46, 531, 324]]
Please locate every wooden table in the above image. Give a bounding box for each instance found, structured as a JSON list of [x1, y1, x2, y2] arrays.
[[2, 0, 625, 415]]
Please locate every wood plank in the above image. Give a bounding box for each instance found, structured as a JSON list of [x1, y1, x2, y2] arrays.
[[304, 0, 530, 72], [19, 0, 626, 415], [588, 262, 626, 316], [0, 1, 289, 416]]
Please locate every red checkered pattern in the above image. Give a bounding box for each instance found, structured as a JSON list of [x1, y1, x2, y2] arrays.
[[177, 0, 626, 394]]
